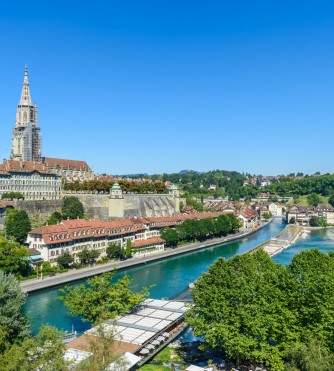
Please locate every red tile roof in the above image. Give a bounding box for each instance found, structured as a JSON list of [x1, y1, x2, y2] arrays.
[[0, 160, 56, 175], [132, 236, 165, 248], [42, 157, 92, 171]]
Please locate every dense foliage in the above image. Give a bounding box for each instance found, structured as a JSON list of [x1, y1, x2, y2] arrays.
[[0, 271, 30, 346], [160, 214, 241, 247], [5, 209, 31, 244], [59, 270, 150, 324], [61, 196, 84, 219], [1, 192, 24, 200], [185, 249, 334, 370], [64, 179, 167, 194], [0, 237, 30, 276], [265, 174, 334, 197]]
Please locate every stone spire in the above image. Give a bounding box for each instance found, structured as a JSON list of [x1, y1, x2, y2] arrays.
[[11, 66, 42, 162], [19, 65, 32, 106]]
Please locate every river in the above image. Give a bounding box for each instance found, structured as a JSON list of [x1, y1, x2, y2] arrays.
[[25, 220, 334, 337]]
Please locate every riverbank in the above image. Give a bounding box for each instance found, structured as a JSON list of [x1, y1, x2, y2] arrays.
[[20, 221, 272, 293]]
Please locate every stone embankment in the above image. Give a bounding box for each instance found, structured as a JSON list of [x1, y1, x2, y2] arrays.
[[20, 221, 271, 293], [260, 225, 303, 256]]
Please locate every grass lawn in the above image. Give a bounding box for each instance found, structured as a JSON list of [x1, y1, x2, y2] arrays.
[[286, 194, 328, 206], [153, 346, 184, 362], [139, 365, 172, 371]]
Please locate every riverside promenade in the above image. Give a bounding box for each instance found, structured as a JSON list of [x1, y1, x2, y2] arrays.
[[260, 225, 303, 256], [20, 221, 271, 293]]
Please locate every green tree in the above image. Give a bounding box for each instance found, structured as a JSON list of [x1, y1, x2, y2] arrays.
[[0, 271, 30, 346], [286, 335, 334, 371], [61, 196, 84, 220], [106, 242, 123, 259], [0, 237, 30, 276], [76, 322, 129, 371], [160, 228, 179, 247], [289, 216, 296, 224], [185, 250, 297, 369], [47, 211, 63, 225], [1, 192, 24, 200], [288, 249, 334, 349], [328, 194, 334, 208], [309, 216, 321, 227], [78, 249, 100, 265], [125, 239, 132, 258], [186, 248, 334, 370], [307, 193, 321, 206], [5, 209, 31, 244], [57, 251, 74, 269], [59, 270, 150, 324], [0, 325, 68, 371]]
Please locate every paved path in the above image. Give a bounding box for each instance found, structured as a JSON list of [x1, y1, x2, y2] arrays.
[[20, 222, 271, 293]]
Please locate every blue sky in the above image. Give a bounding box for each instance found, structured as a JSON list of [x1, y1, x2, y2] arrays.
[[0, 1, 333, 175]]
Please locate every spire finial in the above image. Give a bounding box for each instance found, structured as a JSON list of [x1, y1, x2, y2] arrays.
[[20, 65, 32, 105]]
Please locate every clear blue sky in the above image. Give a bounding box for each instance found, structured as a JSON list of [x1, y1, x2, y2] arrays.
[[0, 1, 333, 175]]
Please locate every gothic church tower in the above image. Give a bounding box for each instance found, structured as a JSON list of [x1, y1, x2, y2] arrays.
[[11, 66, 42, 162]]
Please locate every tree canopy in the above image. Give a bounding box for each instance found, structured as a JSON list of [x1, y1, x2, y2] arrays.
[[59, 270, 150, 324], [5, 209, 31, 245], [0, 237, 30, 276], [185, 249, 334, 370], [0, 271, 30, 346], [61, 196, 84, 220]]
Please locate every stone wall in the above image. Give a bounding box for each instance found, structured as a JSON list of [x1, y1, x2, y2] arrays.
[[14, 199, 63, 216], [11, 192, 179, 220], [122, 194, 178, 218]]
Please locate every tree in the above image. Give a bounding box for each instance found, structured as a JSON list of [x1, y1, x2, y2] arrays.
[[0, 237, 30, 276], [186, 249, 334, 370], [106, 243, 123, 259], [309, 216, 321, 227], [186, 250, 296, 369], [59, 270, 150, 324], [5, 209, 31, 244], [287, 249, 334, 349], [47, 211, 63, 225], [78, 249, 100, 265], [0, 271, 30, 346], [307, 193, 321, 206], [61, 196, 84, 220], [125, 239, 132, 258], [0, 325, 69, 371], [289, 216, 296, 224], [328, 194, 334, 208], [160, 228, 179, 247], [1, 192, 24, 200], [57, 251, 74, 269], [75, 322, 129, 371]]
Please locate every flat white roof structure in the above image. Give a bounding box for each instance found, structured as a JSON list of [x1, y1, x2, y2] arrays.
[[64, 348, 93, 366], [106, 351, 141, 370], [86, 299, 187, 346]]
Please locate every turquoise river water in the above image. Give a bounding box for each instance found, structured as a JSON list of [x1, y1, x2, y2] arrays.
[[24, 219, 334, 336]]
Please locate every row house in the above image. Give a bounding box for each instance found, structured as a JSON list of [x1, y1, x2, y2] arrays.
[[238, 207, 258, 229], [287, 204, 334, 225], [27, 212, 222, 265], [252, 202, 284, 217], [0, 160, 61, 200]]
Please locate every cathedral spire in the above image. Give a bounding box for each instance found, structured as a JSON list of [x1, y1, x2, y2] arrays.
[[20, 65, 32, 106]]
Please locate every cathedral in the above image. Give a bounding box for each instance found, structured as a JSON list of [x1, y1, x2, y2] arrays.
[[11, 66, 42, 162], [8, 67, 94, 183]]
